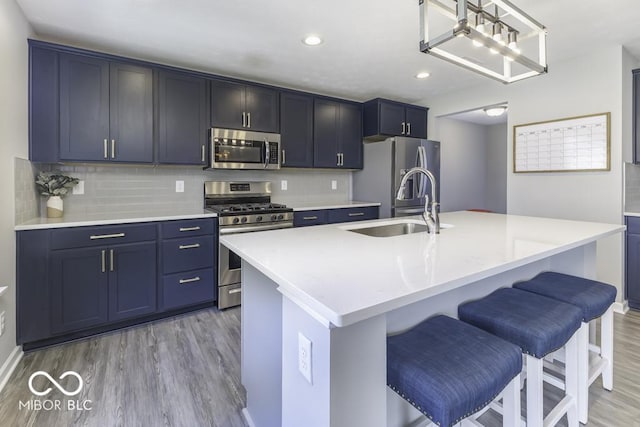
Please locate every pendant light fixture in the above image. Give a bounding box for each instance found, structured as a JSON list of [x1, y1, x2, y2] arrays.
[[419, 0, 547, 84]]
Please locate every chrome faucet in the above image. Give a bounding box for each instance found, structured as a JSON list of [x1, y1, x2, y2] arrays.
[[396, 167, 440, 234]]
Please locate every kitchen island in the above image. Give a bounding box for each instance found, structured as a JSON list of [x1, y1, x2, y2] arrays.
[[220, 211, 624, 427]]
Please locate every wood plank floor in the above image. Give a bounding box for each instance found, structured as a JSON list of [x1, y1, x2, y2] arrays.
[[0, 308, 639, 427]]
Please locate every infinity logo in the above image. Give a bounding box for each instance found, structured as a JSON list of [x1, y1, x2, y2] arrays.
[[28, 371, 83, 397]]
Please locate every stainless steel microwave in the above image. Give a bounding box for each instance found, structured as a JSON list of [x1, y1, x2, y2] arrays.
[[208, 128, 281, 170]]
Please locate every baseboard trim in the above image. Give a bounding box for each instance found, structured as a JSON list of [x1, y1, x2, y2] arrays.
[[242, 408, 257, 427], [613, 301, 629, 314], [0, 346, 23, 394]]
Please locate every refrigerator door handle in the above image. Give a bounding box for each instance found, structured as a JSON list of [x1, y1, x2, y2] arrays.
[[416, 146, 428, 198]]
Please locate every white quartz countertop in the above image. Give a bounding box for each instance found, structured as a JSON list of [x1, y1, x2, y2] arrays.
[[220, 211, 624, 327], [281, 200, 381, 211], [15, 209, 217, 231], [624, 211, 640, 218]]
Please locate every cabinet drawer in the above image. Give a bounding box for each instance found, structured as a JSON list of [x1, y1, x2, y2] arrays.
[[51, 223, 157, 250], [162, 267, 215, 310], [161, 218, 215, 239], [162, 235, 214, 274], [293, 210, 328, 227], [627, 216, 640, 234], [327, 206, 379, 224]]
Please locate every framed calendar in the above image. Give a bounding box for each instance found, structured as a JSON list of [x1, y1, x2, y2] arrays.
[[513, 112, 610, 173]]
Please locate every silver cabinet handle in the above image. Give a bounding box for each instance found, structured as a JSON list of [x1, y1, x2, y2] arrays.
[[179, 226, 201, 232], [303, 216, 318, 220], [229, 288, 242, 295], [109, 249, 114, 272], [103, 139, 108, 159], [90, 233, 125, 240], [242, 112, 246, 127], [282, 149, 286, 165], [338, 153, 344, 166], [401, 122, 406, 135], [111, 139, 116, 159], [407, 122, 411, 135], [179, 243, 201, 250], [247, 112, 251, 128], [201, 144, 206, 162], [336, 153, 340, 166], [101, 250, 106, 273], [179, 276, 201, 284], [348, 212, 365, 217]]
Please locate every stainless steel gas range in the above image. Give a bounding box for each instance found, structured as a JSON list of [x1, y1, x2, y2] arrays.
[[204, 181, 293, 309]]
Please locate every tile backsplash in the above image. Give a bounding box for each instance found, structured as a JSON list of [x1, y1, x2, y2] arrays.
[[14, 157, 40, 224], [38, 164, 354, 217], [625, 162, 640, 212]]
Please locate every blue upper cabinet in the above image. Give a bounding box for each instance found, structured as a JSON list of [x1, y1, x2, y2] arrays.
[[58, 53, 153, 163], [633, 70, 640, 164], [157, 70, 208, 165], [280, 91, 314, 168], [363, 98, 428, 140], [314, 98, 363, 169], [211, 79, 279, 133]]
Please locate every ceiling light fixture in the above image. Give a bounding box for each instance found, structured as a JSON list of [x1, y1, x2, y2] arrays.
[[416, 72, 431, 79], [419, 0, 548, 84], [484, 106, 507, 117], [303, 35, 323, 46]]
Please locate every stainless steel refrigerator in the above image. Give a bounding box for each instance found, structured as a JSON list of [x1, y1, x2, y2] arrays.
[[353, 137, 440, 218]]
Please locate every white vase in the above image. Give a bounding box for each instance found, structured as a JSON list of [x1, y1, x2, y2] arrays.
[[46, 196, 63, 218]]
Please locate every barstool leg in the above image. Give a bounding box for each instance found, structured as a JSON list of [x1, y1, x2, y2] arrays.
[[601, 305, 614, 391], [502, 374, 521, 427], [565, 332, 579, 427], [526, 355, 543, 427], [577, 322, 590, 424]]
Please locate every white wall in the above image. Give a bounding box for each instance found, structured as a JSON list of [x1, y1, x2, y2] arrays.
[[486, 123, 508, 214], [422, 46, 630, 301], [0, 0, 32, 377], [438, 118, 488, 212]]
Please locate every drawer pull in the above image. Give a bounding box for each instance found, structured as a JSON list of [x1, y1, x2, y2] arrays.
[[179, 243, 201, 250], [228, 288, 242, 295], [179, 276, 201, 284], [179, 226, 201, 232], [90, 232, 125, 240], [348, 212, 365, 217], [303, 216, 318, 220]]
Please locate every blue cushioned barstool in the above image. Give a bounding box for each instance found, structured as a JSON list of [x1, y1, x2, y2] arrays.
[[459, 288, 583, 427], [514, 271, 617, 424], [387, 315, 522, 427]]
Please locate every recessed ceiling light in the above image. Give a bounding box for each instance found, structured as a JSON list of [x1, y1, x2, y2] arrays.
[[415, 72, 430, 79], [303, 35, 323, 46]]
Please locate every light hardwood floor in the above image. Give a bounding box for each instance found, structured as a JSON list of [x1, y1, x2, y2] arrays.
[[0, 308, 639, 427]]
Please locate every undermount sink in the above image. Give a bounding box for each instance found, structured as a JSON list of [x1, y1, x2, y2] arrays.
[[346, 220, 453, 238]]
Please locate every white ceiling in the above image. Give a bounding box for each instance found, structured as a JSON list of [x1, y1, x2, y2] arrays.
[[14, 0, 640, 104]]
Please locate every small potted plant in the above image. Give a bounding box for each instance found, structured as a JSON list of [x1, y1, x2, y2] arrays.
[[36, 171, 79, 218]]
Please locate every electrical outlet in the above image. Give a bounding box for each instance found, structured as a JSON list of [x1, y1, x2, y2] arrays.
[[298, 332, 312, 384], [72, 180, 85, 195], [0, 311, 5, 337], [175, 180, 184, 193], [331, 180, 337, 190], [281, 180, 288, 191]]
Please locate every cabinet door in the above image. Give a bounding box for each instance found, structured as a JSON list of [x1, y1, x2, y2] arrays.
[[30, 46, 59, 163], [51, 247, 109, 334], [339, 103, 363, 169], [627, 234, 640, 308], [245, 85, 279, 132], [158, 71, 208, 164], [59, 54, 110, 161], [634, 72, 640, 164], [405, 106, 428, 139], [108, 241, 157, 321], [109, 62, 153, 162], [378, 101, 405, 136], [314, 99, 340, 168], [280, 92, 313, 167], [211, 80, 245, 129]]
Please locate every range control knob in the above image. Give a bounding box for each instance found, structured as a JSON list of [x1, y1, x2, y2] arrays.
[[271, 214, 278, 221], [256, 216, 263, 222], [241, 217, 248, 223], [232, 217, 240, 224], [277, 214, 284, 220]]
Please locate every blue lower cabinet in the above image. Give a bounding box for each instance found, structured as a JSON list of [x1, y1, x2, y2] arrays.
[[162, 268, 215, 310], [293, 210, 328, 227], [161, 235, 214, 274], [327, 206, 379, 223], [626, 217, 640, 309]]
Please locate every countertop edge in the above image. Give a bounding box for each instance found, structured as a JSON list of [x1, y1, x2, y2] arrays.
[[624, 211, 640, 218], [15, 212, 218, 231], [289, 201, 381, 212]]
